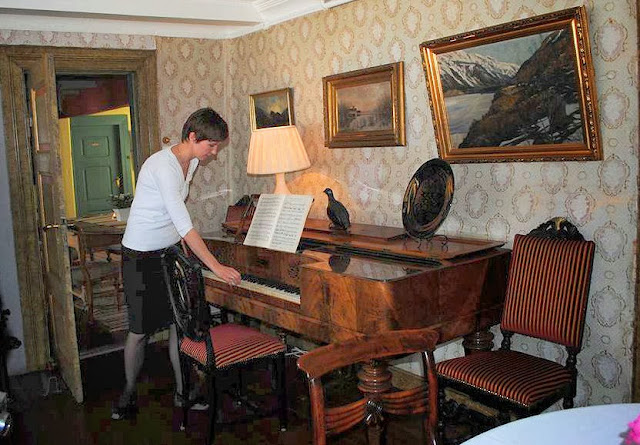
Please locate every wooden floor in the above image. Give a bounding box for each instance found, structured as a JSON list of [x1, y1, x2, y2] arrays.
[[6, 342, 455, 445]]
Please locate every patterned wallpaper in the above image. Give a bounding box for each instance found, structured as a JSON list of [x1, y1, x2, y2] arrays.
[[155, 37, 233, 228], [218, 0, 638, 407], [0, 30, 155, 49], [0, 0, 637, 407]]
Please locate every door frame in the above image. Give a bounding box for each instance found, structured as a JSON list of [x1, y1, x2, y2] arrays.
[[0, 45, 159, 372]]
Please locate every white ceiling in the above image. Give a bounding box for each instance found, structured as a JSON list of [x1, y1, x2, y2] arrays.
[[0, 0, 356, 39]]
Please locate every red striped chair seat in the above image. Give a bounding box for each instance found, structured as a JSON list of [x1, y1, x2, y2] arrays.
[[180, 323, 286, 369], [436, 350, 572, 407]]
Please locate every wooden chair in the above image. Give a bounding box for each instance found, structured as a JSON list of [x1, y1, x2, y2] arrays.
[[436, 218, 596, 427], [161, 245, 287, 445], [70, 260, 122, 323], [297, 327, 441, 445], [68, 231, 123, 323]]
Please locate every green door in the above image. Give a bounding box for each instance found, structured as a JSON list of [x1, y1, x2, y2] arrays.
[[71, 115, 132, 216]]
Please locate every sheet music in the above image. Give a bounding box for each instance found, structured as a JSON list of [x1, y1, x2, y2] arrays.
[[243, 194, 313, 253], [270, 195, 313, 252], [243, 194, 283, 248]]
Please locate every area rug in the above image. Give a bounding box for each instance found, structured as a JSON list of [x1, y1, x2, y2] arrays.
[[91, 292, 128, 332]]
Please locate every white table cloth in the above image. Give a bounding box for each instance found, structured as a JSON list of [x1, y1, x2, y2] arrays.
[[461, 403, 640, 445]]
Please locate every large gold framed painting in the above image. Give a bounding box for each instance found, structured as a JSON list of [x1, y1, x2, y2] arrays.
[[420, 6, 601, 163]]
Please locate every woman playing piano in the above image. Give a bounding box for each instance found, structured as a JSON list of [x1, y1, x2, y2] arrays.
[[111, 108, 242, 420]]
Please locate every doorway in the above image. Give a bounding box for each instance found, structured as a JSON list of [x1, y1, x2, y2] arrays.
[[56, 74, 136, 218], [55, 74, 137, 357], [0, 46, 159, 402]]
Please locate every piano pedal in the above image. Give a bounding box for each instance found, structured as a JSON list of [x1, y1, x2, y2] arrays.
[[285, 347, 307, 358]]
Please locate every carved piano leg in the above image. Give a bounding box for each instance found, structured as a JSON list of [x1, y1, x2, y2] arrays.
[[462, 329, 494, 355], [357, 359, 392, 445]]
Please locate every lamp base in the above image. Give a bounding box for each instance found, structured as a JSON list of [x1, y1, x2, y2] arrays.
[[273, 172, 291, 194]]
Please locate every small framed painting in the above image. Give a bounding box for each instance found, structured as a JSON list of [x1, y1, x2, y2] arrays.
[[323, 62, 405, 148], [250, 88, 294, 130]]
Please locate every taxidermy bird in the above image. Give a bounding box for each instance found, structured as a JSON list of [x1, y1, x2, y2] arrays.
[[324, 188, 351, 231]]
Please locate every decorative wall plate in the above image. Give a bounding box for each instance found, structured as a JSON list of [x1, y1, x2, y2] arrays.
[[402, 158, 454, 239]]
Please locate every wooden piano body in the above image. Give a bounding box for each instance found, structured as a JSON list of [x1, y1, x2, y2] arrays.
[[202, 216, 510, 349]]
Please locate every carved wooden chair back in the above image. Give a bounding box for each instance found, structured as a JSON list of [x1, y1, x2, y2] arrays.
[[161, 245, 288, 445], [297, 327, 441, 445]]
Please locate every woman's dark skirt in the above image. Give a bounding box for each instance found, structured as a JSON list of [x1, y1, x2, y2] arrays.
[[121, 244, 176, 335]]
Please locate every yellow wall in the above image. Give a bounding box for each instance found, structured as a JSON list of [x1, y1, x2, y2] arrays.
[[58, 118, 75, 217], [59, 106, 133, 218], [92, 106, 132, 130]]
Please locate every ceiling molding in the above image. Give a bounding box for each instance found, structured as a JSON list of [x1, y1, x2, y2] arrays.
[[0, 0, 357, 39]]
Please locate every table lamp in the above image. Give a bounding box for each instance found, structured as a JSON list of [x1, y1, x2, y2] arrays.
[[247, 125, 311, 194]]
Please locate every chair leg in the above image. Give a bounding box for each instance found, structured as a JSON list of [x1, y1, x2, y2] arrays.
[[563, 396, 574, 409], [275, 352, 288, 431], [206, 371, 217, 445], [497, 410, 510, 425], [181, 356, 190, 431], [115, 291, 122, 310], [437, 384, 447, 442], [112, 276, 122, 310]]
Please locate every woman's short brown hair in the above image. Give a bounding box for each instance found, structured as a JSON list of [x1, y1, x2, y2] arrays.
[[181, 108, 229, 142]]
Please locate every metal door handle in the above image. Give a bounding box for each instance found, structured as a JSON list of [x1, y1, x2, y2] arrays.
[[42, 218, 67, 231]]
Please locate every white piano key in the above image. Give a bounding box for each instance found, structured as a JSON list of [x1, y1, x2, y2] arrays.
[[202, 269, 301, 305]]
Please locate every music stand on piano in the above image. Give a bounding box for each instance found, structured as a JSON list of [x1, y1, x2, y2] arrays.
[[223, 194, 260, 242], [236, 194, 260, 242]]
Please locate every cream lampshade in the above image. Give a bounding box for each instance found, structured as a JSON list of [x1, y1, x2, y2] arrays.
[[247, 125, 311, 194]]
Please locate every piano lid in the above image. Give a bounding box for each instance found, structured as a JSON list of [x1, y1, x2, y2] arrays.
[[221, 216, 504, 262]]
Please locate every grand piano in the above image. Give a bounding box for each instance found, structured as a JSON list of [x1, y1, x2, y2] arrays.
[[201, 209, 510, 352]]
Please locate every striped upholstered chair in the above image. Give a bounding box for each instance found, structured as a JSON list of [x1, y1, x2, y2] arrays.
[[161, 245, 287, 445], [436, 218, 595, 426]]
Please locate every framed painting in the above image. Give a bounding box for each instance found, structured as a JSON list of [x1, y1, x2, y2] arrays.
[[250, 88, 294, 130], [323, 62, 405, 148], [420, 6, 601, 163]]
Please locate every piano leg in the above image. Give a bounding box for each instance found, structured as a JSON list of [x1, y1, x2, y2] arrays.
[[462, 328, 494, 355], [357, 360, 392, 445]]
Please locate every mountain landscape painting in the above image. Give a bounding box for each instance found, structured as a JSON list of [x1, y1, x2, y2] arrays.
[[251, 88, 293, 130], [439, 27, 584, 149]]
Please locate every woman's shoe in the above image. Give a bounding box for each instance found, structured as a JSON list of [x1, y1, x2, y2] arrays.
[[111, 394, 138, 420], [174, 391, 209, 411]]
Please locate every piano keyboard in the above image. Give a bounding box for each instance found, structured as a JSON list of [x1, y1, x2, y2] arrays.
[[202, 270, 301, 305]]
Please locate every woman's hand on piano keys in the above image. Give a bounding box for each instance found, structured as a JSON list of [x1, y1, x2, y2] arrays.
[[210, 263, 242, 286]]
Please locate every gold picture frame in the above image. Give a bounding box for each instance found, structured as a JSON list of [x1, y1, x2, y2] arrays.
[[323, 62, 405, 148], [250, 87, 294, 131], [420, 6, 601, 163]]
